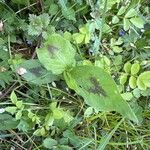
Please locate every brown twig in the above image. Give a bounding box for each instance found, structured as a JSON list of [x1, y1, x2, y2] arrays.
[[0, 81, 17, 100]]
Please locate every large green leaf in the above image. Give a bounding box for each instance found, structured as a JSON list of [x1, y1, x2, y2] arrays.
[[64, 66, 138, 123], [37, 34, 76, 75], [0, 114, 19, 130], [15, 59, 58, 85], [137, 71, 150, 90]]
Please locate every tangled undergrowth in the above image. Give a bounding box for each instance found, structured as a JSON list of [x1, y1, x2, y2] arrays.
[[0, 0, 150, 149]]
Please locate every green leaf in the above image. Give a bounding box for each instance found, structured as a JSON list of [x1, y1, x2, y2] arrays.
[[117, 6, 127, 15], [15, 59, 58, 85], [28, 13, 50, 36], [45, 113, 54, 127], [28, 110, 35, 119], [10, 91, 18, 104], [43, 138, 58, 149], [62, 8, 76, 21], [16, 101, 23, 109], [125, 8, 137, 18], [123, 18, 131, 31], [124, 62, 132, 73], [53, 109, 63, 119], [72, 33, 85, 44], [12, 0, 29, 5], [84, 107, 94, 117], [120, 74, 128, 85], [137, 77, 146, 90], [5, 106, 17, 115], [130, 17, 144, 28], [49, 3, 59, 16], [131, 63, 140, 75], [64, 31, 72, 41], [0, 71, 13, 88], [64, 66, 138, 123], [112, 15, 119, 24], [15, 110, 22, 120], [56, 145, 73, 150], [112, 46, 123, 53], [133, 88, 141, 98], [137, 71, 150, 90], [40, 127, 46, 136], [121, 92, 133, 101], [99, 0, 120, 11], [129, 76, 137, 89], [62, 111, 73, 123], [141, 72, 150, 87], [37, 34, 76, 75], [79, 24, 91, 44], [0, 114, 19, 130]]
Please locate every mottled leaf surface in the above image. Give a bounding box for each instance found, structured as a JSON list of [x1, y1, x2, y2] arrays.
[[15, 59, 58, 85], [37, 34, 76, 75], [64, 66, 138, 123]]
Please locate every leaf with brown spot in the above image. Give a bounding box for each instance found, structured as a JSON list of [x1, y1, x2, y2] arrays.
[[89, 77, 107, 97], [15, 59, 58, 85], [37, 34, 76, 75], [47, 45, 59, 56], [29, 67, 43, 77], [64, 65, 139, 123]]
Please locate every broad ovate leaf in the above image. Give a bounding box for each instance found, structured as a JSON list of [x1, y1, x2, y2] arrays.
[[137, 71, 150, 90], [64, 66, 138, 123], [37, 34, 76, 75], [15, 59, 58, 85], [0, 114, 19, 130]]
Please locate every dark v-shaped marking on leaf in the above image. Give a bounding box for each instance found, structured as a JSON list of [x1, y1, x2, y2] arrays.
[[47, 45, 59, 56], [89, 77, 107, 97], [29, 67, 43, 77]]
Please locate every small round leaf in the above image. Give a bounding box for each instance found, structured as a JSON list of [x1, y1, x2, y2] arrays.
[[131, 63, 140, 75], [120, 74, 128, 85], [129, 76, 137, 89], [124, 62, 131, 73]]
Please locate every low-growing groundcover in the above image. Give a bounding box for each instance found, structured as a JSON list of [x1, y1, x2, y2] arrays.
[[0, 0, 150, 149]]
